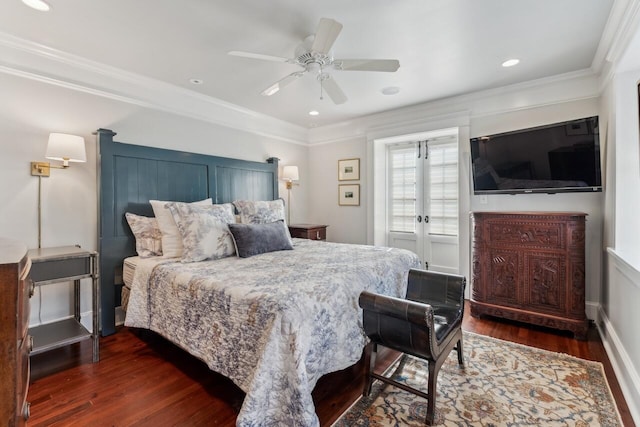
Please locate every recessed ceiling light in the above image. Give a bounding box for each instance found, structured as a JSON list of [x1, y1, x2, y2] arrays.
[[189, 78, 204, 85], [309, 110, 319, 116], [502, 59, 520, 68], [21, 0, 50, 11], [381, 86, 400, 96]]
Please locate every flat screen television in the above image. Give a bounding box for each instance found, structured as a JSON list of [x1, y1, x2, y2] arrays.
[[470, 116, 602, 195]]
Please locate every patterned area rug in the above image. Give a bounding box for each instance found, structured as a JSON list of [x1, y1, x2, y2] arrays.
[[333, 331, 622, 426]]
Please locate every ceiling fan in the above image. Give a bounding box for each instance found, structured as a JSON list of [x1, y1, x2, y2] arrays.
[[228, 18, 400, 105]]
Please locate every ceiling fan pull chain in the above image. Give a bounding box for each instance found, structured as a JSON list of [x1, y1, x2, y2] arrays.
[[320, 64, 324, 100]]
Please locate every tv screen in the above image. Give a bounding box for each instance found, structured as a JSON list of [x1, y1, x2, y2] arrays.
[[470, 116, 602, 195]]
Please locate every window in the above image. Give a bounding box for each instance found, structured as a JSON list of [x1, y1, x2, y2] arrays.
[[428, 139, 458, 236], [388, 143, 417, 233], [387, 138, 458, 236]]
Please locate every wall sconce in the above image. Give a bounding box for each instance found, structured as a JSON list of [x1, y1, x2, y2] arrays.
[[31, 133, 86, 247], [31, 133, 87, 176], [281, 165, 299, 223]]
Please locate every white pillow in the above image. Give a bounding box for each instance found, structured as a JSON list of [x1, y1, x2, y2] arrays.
[[168, 203, 236, 263], [150, 198, 212, 258]]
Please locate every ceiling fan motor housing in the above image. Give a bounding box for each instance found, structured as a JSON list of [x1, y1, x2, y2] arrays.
[[294, 35, 333, 70]]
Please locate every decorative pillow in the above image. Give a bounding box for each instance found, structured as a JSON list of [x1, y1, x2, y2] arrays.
[[228, 220, 294, 258], [150, 198, 212, 258], [125, 213, 162, 257], [233, 199, 287, 225], [232, 199, 292, 244], [168, 203, 236, 263]]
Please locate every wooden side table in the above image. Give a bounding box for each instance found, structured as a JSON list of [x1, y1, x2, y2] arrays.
[[27, 246, 100, 362], [288, 224, 328, 241]]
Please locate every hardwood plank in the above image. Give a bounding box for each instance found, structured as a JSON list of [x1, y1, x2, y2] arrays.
[[27, 305, 635, 426]]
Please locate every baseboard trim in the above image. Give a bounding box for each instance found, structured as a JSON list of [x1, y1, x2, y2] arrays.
[[585, 300, 599, 321], [596, 306, 640, 425], [115, 306, 125, 327]]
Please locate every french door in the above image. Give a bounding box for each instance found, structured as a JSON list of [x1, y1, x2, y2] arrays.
[[386, 135, 459, 273]]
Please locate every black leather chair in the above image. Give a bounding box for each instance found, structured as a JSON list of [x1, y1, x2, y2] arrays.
[[359, 268, 466, 425]]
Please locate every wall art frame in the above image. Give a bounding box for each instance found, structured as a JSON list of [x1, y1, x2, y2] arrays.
[[338, 158, 360, 181], [338, 184, 360, 206]]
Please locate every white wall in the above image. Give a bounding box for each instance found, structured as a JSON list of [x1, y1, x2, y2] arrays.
[[597, 34, 640, 422], [0, 72, 309, 330], [612, 71, 640, 266], [308, 137, 368, 243]]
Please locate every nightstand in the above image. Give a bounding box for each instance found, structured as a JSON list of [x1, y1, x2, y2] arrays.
[[288, 224, 328, 241], [27, 246, 99, 362]]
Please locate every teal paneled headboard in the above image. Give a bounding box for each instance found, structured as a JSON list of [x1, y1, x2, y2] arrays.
[[96, 129, 279, 335]]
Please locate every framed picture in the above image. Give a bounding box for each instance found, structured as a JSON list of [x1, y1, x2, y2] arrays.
[[338, 158, 360, 181], [338, 184, 360, 206], [565, 120, 589, 136]]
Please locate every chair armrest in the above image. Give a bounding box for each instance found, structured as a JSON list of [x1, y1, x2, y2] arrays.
[[359, 291, 434, 327]]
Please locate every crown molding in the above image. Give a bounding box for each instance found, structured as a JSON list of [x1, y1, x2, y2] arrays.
[[604, 0, 640, 66], [0, 28, 611, 148], [0, 31, 308, 145], [308, 69, 599, 145], [591, 0, 636, 73]]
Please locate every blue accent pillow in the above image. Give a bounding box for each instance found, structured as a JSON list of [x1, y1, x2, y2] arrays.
[[228, 220, 294, 258]]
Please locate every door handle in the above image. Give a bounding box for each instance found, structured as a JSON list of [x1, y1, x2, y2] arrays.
[[424, 215, 429, 223], [416, 215, 422, 223]]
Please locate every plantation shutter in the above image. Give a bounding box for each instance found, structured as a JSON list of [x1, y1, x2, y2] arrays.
[[388, 142, 417, 233], [428, 138, 458, 236]]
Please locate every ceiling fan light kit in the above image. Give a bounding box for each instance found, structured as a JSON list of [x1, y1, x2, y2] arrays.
[[229, 17, 400, 105]]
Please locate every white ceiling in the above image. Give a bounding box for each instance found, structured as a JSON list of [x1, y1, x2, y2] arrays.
[[1, 0, 615, 129]]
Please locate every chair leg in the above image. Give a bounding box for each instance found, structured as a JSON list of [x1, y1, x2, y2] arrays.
[[363, 342, 377, 397], [456, 338, 464, 366], [425, 360, 438, 426]]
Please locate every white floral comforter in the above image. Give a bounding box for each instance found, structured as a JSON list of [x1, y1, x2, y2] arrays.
[[125, 239, 420, 427]]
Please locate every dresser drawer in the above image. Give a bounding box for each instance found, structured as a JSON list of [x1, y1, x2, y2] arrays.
[[288, 224, 328, 241], [30, 256, 90, 284], [487, 221, 563, 249]]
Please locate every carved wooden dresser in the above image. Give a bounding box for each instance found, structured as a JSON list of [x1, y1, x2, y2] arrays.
[[0, 238, 32, 426], [470, 212, 588, 339]]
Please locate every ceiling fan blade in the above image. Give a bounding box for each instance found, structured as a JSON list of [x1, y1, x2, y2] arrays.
[[334, 59, 400, 72], [311, 18, 343, 54], [228, 50, 292, 63], [322, 77, 348, 105], [261, 72, 304, 96]]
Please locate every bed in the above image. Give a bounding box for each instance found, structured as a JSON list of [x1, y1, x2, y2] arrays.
[[97, 129, 420, 426]]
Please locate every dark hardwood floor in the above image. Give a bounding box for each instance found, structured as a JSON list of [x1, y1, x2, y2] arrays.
[[27, 305, 635, 426]]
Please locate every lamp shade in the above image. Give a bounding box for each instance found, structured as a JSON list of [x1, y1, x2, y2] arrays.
[[46, 133, 86, 166], [282, 165, 299, 181]]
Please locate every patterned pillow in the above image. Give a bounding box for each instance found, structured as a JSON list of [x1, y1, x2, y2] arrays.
[[150, 198, 212, 258], [228, 220, 293, 258], [232, 199, 292, 244], [125, 213, 162, 258], [168, 203, 236, 263], [233, 199, 287, 224]]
